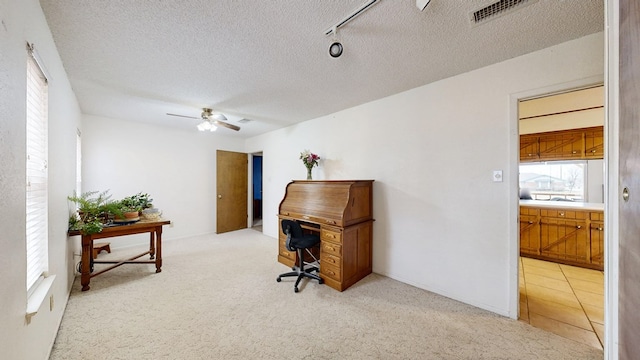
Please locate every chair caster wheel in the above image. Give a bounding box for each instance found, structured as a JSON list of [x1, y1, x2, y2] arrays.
[[319, 279, 324, 284], [276, 277, 281, 282], [294, 287, 299, 293]]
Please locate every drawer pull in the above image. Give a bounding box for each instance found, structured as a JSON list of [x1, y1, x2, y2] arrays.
[[326, 258, 335, 264], [327, 270, 335, 276], [302, 215, 310, 220], [326, 220, 336, 225], [576, 225, 582, 229], [326, 246, 335, 251], [598, 227, 603, 231], [572, 150, 577, 154], [528, 221, 533, 224], [591, 150, 597, 153], [559, 212, 565, 216]]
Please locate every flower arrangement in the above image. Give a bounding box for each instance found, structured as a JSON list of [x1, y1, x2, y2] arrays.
[[300, 149, 320, 180]]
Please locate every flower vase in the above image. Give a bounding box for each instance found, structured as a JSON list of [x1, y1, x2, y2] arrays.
[[306, 166, 312, 180]]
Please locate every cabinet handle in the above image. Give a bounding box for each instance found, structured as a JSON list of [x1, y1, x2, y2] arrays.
[[559, 212, 565, 216], [528, 153, 534, 157], [302, 215, 310, 220], [327, 270, 335, 276], [576, 225, 582, 229], [598, 227, 603, 231], [591, 150, 597, 153], [326, 258, 335, 264], [528, 221, 533, 224], [326, 220, 336, 225], [572, 150, 577, 154], [326, 246, 335, 251]]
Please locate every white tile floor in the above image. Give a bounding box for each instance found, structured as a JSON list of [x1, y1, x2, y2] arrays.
[[519, 257, 604, 349]]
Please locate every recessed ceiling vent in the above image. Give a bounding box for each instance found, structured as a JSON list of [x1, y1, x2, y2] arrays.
[[471, 0, 538, 25], [237, 118, 252, 124]]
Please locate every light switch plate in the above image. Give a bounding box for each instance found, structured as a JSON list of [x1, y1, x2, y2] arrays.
[[492, 170, 503, 182]]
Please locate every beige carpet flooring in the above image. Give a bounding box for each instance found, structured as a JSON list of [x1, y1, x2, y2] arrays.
[[50, 229, 603, 359]]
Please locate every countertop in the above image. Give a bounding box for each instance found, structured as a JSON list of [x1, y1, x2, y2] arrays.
[[519, 200, 604, 211]]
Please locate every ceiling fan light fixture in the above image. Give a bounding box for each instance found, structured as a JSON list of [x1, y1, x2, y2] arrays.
[[197, 120, 216, 132]]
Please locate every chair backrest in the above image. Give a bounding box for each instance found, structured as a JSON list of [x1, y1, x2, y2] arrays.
[[281, 219, 303, 238]]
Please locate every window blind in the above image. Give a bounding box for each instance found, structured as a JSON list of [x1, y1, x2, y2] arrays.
[[26, 44, 49, 292]]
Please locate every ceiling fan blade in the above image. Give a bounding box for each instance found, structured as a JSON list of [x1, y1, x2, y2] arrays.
[[209, 112, 227, 121], [213, 120, 240, 131], [166, 112, 200, 120]]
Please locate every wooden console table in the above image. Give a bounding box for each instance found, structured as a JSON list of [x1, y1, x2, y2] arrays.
[[68, 219, 171, 291]]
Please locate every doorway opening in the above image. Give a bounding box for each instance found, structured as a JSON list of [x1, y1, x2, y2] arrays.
[[517, 85, 605, 350], [251, 152, 263, 231]]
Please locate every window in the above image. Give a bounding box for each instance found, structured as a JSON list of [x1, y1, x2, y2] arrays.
[[519, 161, 586, 201], [26, 43, 49, 294], [76, 129, 81, 195]]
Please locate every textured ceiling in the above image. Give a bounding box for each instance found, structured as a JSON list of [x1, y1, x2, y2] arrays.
[[39, 0, 604, 138]]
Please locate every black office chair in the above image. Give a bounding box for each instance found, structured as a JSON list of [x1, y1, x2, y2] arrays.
[[276, 219, 323, 293]]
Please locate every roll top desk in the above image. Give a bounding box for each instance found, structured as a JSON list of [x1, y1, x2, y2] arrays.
[[278, 180, 374, 291]]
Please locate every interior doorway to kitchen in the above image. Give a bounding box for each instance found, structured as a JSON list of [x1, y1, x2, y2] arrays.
[[516, 85, 605, 350]]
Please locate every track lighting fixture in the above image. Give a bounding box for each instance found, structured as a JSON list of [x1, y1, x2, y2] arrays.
[[324, 0, 380, 58], [328, 26, 343, 58]]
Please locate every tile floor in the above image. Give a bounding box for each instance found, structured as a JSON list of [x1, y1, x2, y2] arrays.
[[519, 257, 604, 350]]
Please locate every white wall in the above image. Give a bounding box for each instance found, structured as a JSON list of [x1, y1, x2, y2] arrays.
[[0, 0, 82, 358], [81, 115, 246, 248], [246, 32, 604, 316]]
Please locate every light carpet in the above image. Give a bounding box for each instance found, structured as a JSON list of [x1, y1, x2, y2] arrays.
[[50, 229, 603, 359]]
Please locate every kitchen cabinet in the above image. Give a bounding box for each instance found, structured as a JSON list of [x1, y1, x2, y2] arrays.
[[589, 211, 605, 268], [584, 126, 605, 159], [519, 126, 604, 162], [519, 204, 603, 270], [519, 207, 540, 256]]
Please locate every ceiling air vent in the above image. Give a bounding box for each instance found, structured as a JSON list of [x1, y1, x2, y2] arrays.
[[237, 118, 252, 124], [471, 0, 538, 25]]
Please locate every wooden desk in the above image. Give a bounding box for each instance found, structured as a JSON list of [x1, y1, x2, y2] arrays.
[[278, 180, 374, 291], [68, 219, 171, 291]]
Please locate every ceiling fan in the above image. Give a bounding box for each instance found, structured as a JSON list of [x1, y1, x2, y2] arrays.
[[166, 108, 240, 131]]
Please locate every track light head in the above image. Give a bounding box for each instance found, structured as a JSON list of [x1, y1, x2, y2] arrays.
[[329, 42, 343, 58]]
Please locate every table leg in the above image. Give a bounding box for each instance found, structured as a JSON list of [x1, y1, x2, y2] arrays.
[[149, 231, 155, 260], [155, 227, 163, 273], [81, 235, 92, 291]]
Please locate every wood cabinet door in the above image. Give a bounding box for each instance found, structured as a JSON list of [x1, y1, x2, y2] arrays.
[[519, 210, 540, 256], [584, 126, 605, 159], [519, 134, 539, 162], [540, 217, 589, 264], [538, 130, 584, 160], [589, 221, 604, 267]]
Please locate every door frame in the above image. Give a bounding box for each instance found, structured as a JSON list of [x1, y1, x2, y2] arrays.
[[508, 75, 605, 319]]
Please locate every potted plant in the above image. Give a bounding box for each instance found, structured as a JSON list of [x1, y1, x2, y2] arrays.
[[68, 190, 123, 234], [119, 192, 153, 215]]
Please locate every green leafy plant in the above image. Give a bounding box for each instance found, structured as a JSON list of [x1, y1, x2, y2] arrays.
[[67, 190, 123, 234], [119, 192, 153, 213]]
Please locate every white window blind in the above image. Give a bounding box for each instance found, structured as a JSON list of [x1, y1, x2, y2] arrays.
[[76, 129, 81, 195], [26, 43, 49, 292]]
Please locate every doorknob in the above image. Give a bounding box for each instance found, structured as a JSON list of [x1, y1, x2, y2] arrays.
[[218, 194, 222, 199], [623, 187, 630, 202]]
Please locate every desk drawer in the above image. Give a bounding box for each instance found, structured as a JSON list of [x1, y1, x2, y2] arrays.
[[321, 241, 342, 257], [320, 262, 341, 281], [322, 253, 341, 268], [321, 228, 342, 244], [279, 246, 296, 262]]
